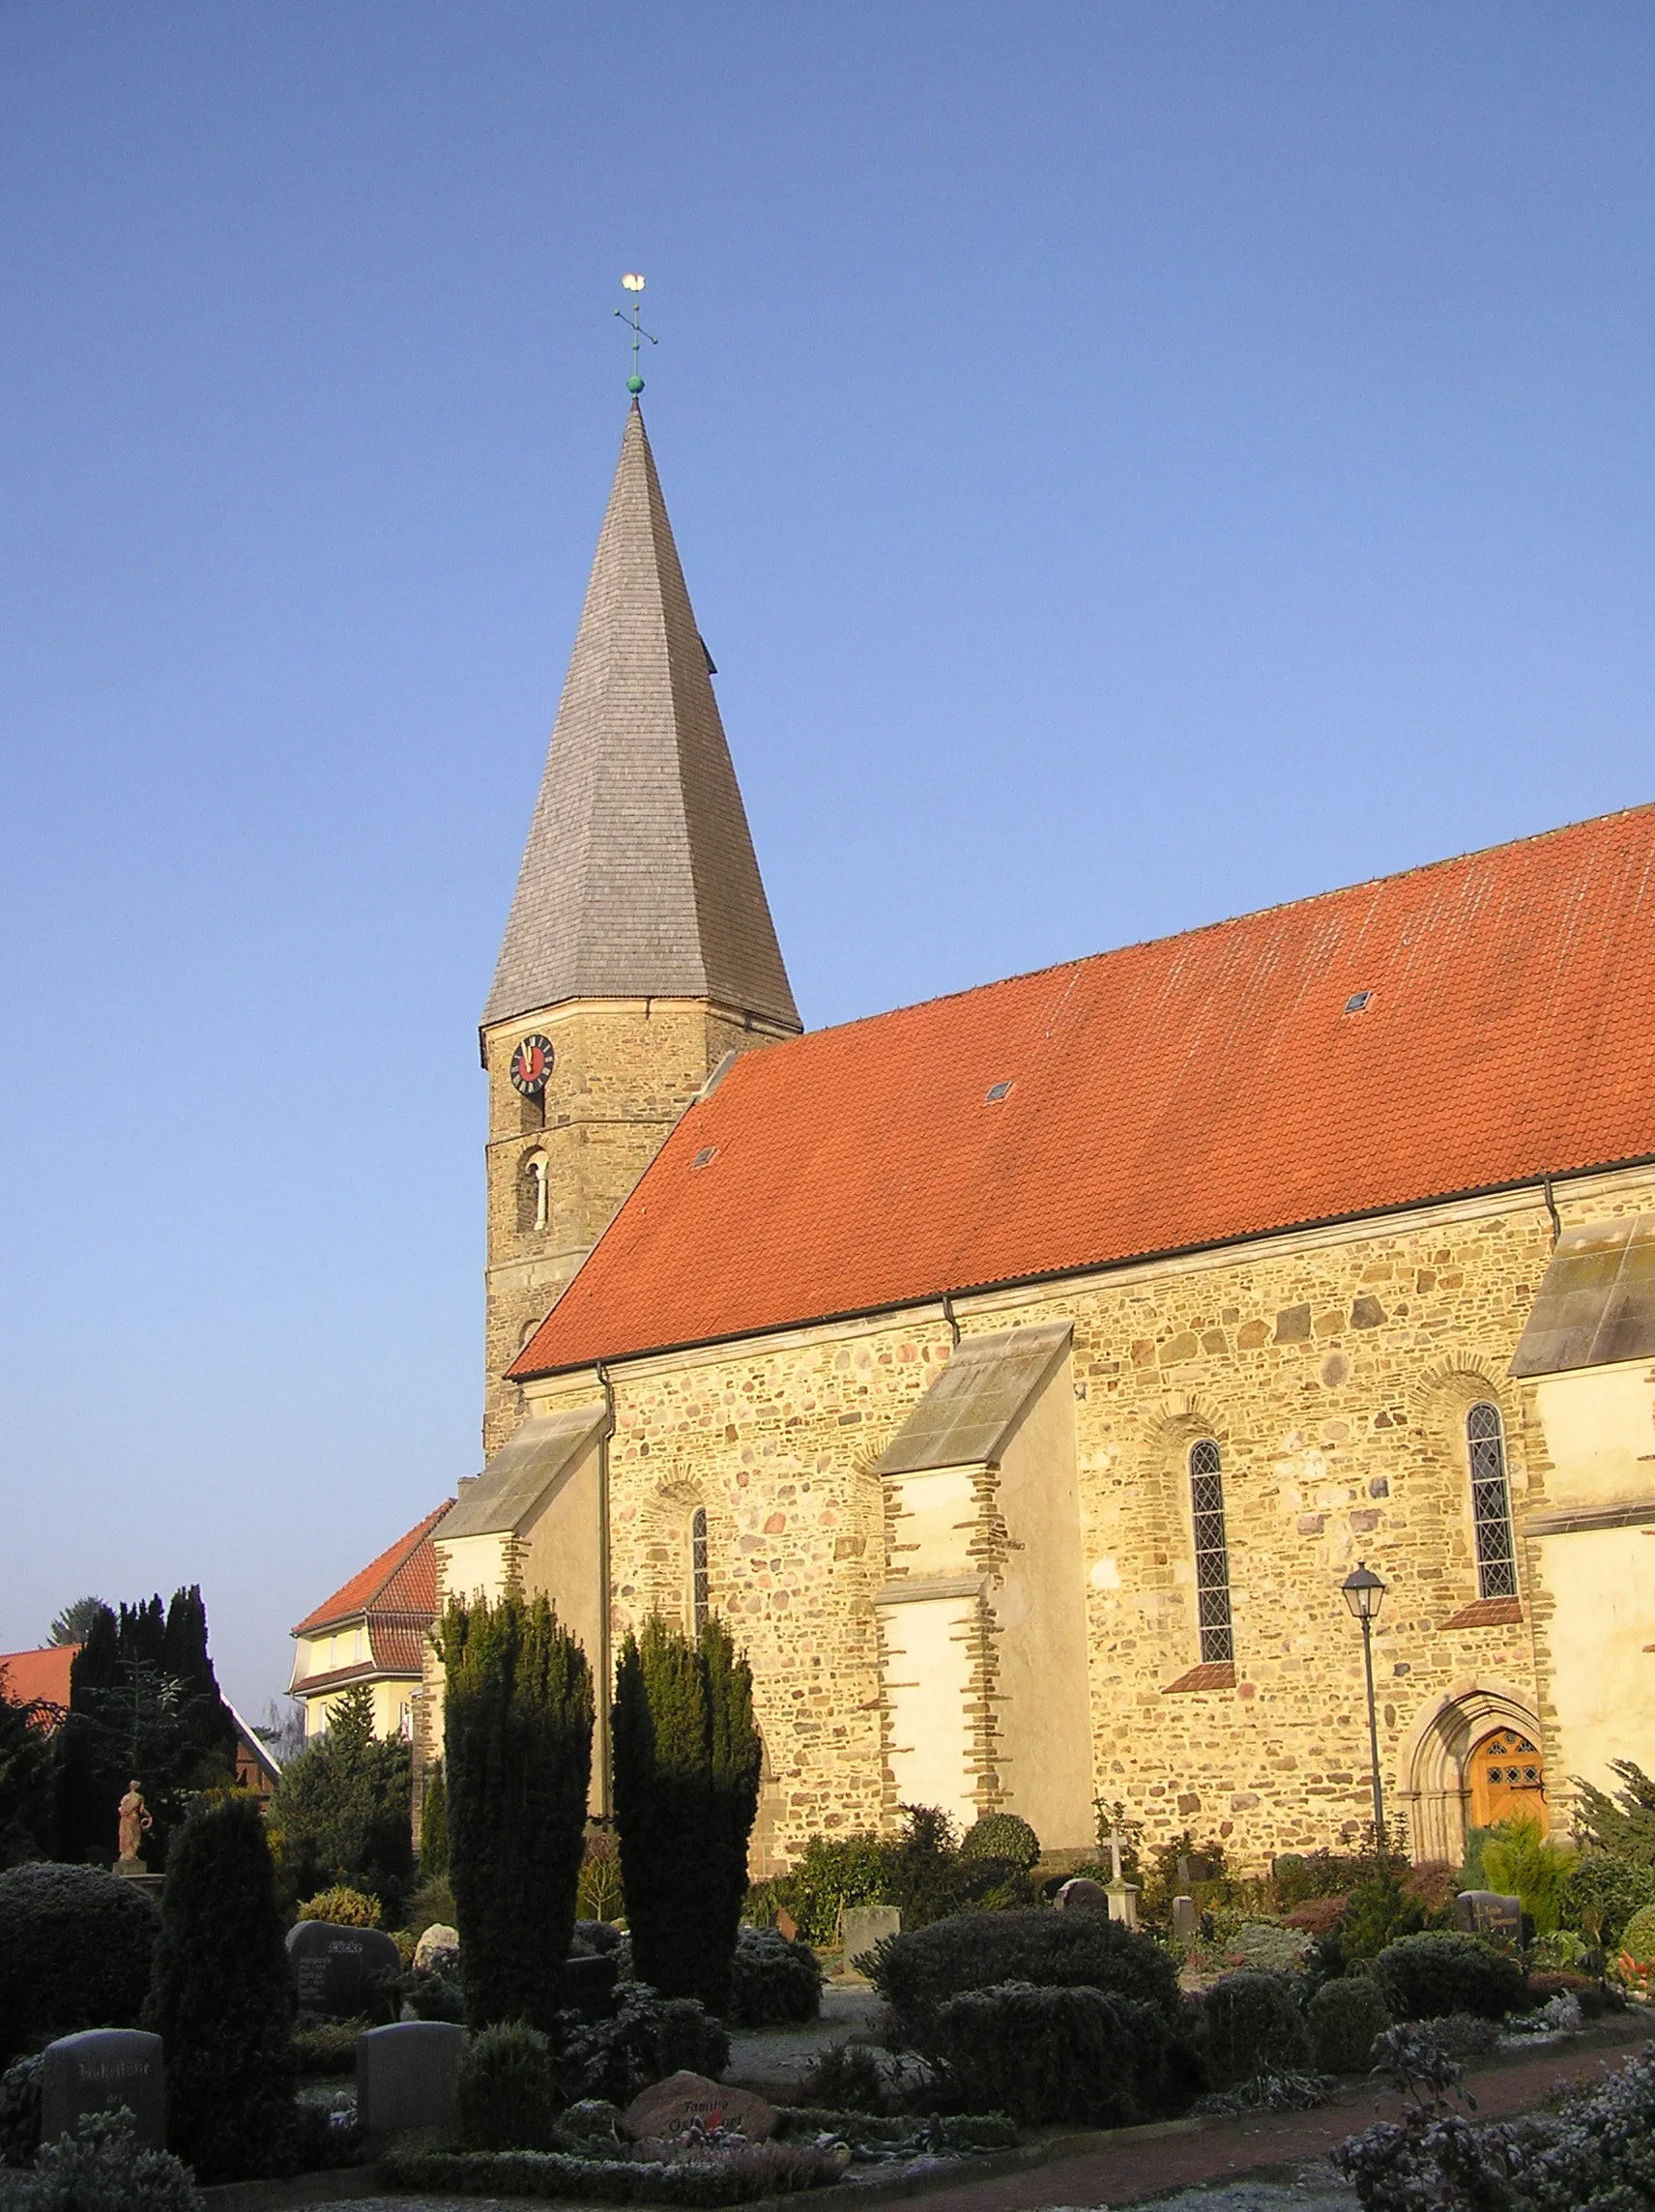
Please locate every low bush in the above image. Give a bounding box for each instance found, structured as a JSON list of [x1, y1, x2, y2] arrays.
[[1307, 1977, 1391, 2073], [726, 1929, 822, 2027], [292, 2019, 364, 2076], [959, 1815, 1040, 1870], [384, 2139, 848, 2204], [929, 1981, 1201, 2126], [801, 2042, 889, 2113], [1331, 1873, 1439, 1968], [1373, 1931, 1528, 2022], [759, 1833, 887, 1949], [1201, 1971, 1311, 2086], [0, 2107, 202, 2212], [1284, 1896, 1349, 1937], [869, 1906, 1181, 2041], [1562, 1853, 1655, 1951], [774, 2108, 1017, 2150], [457, 2022, 565, 2152], [404, 1873, 457, 1940], [560, 1985, 731, 2109], [1413, 2011, 1501, 2058], [575, 1920, 624, 1956], [1273, 1849, 1367, 1907], [295, 1883, 380, 1928], [1618, 1901, 1655, 1966], [0, 2057, 41, 2168], [1526, 1968, 1608, 2018], [0, 1864, 159, 2064], [399, 1960, 466, 2023], [1216, 1923, 1313, 1973]]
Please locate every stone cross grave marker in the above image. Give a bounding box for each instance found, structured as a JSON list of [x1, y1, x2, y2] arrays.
[[1101, 1823, 1142, 1928], [285, 1920, 401, 2016], [40, 2029, 165, 2151], [357, 2021, 465, 2138]]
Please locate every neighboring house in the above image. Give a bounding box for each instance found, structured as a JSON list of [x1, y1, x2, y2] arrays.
[[227, 1702, 283, 1801], [288, 1503, 451, 1740], [0, 1644, 73, 1718]]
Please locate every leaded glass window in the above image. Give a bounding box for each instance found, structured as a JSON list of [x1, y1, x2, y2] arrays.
[[1467, 1403, 1517, 1599], [690, 1505, 710, 1634], [1189, 1439, 1234, 1664]]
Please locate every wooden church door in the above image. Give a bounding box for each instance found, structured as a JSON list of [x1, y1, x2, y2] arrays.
[[1467, 1728, 1547, 1832]]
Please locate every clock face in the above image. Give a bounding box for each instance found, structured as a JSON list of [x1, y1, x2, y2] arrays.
[[509, 1034, 554, 1096]]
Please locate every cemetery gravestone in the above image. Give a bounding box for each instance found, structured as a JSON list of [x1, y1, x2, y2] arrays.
[[41, 2029, 165, 2152], [1172, 1894, 1199, 1944], [622, 2071, 775, 2142], [286, 1919, 401, 2016], [1057, 1877, 1108, 1911], [566, 1952, 619, 2018], [840, 1905, 902, 1973], [356, 2021, 465, 2138], [1453, 1891, 1523, 1947]]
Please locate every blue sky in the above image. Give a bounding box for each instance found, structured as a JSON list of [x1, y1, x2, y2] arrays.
[[2, 5, 1651, 1715]]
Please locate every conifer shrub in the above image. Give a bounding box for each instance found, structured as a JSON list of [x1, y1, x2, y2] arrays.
[[1307, 1975, 1392, 2073], [612, 1615, 761, 2017], [726, 1928, 822, 2027], [869, 1906, 1181, 2043], [801, 2041, 888, 2113], [294, 1882, 380, 1927], [419, 1760, 449, 1878], [142, 1792, 296, 2183], [1563, 1854, 1655, 1951], [456, 2023, 564, 2152], [0, 1863, 159, 2063], [2, 2107, 203, 2212], [0, 2056, 42, 2167], [930, 1981, 1200, 2125], [959, 1814, 1040, 1870], [1372, 1931, 1528, 2023], [1200, 1970, 1312, 2086], [437, 1592, 593, 2031], [268, 1682, 413, 1913]]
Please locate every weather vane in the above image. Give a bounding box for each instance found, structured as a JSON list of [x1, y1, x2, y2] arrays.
[[616, 274, 657, 395]]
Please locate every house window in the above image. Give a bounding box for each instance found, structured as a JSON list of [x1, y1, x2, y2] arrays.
[[517, 1153, 548, 1234], [1189, 1439, 1234, 1664], [690, 1506, 710, 1635], [1466, 1403, 1517, 1599]]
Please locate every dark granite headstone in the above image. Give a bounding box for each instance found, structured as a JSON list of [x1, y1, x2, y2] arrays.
[[1453, 1890, 1523, 1947], [357, 2021, 464, 2137], [565, 1953, 619, 2018], [285, 1919, 401, 2016], [40, 2029, 165, 2151], [1057, 1877, 1108, 1911]]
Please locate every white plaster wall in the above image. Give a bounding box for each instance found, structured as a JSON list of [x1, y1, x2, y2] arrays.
[[879, 1593, 977, 1830]]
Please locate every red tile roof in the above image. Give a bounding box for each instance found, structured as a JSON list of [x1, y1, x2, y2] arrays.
[[515, 803, 1655, 1378], [291, 1503, 451, 1639], [0, 1645, 74, 1710]]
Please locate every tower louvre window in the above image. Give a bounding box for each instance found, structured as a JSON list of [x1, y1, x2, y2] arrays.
[[1466, 1403, 1518, 1599], [517, 1153, 549, 1235], [1189, 1439, 1234, 1664], [690, 1506, 710, 1634]]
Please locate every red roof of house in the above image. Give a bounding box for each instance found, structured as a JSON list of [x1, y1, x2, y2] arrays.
[[291, 1503, 451, 1639], [515, 802, 1655, 1378], [0, 1645, 75, 1710]]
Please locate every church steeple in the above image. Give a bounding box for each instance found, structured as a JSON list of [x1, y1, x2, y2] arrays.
[[479, 404, 799, 1452], [482, 403, 799, 1037]]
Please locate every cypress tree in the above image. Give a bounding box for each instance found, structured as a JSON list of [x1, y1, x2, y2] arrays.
[[420, 1759, 450, 1877], [143, 1793, 296, 2183], [436, 1592, 592, 2029], [612, 1615, 761, 2015]]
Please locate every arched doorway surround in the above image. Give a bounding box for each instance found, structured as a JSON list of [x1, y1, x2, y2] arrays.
[[1397, 1682, 1545, 1865]]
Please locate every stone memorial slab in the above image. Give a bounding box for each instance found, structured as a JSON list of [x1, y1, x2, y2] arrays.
[[41, 2029, 165, 2151], [622, 2071, 774, 2142], [413, 1922, 459, 1971], [565, 1953, 619, 2018], [286, 1919, 401, 2016], [1172, 1894, 1199, 1944], [356, 2021, 464, 2138], [1106, 1878, 1141, 1930], [1453, 1891, 1523, 1947], [840, 1905, 901, 1972], [1057, 1877, 1108, 1911]]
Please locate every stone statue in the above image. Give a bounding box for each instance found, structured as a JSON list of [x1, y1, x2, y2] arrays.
[[117, 1782, 152, 1866]]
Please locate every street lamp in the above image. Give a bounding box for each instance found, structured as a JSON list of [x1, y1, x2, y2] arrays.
[[1342, 1560, 1387, 1861]]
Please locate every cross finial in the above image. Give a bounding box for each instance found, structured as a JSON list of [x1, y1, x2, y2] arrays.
[[616, 273, 657, 395], [1103, 1824, 1125, 1884]]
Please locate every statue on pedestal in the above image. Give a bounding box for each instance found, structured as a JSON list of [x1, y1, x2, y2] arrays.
[[116, 1781, 152, 1868]]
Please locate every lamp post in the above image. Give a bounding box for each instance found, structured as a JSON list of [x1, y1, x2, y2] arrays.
[[1342, 1560, 1387, 1861]]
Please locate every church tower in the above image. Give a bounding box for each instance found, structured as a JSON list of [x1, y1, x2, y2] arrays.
[[479, 402, 800, 1450]]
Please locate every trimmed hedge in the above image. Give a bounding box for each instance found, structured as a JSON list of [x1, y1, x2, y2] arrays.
[[929, 1980, 1201, 2125], [727, 1929, 822, 2028], [1307, 1977, 1391, 2073], [383, 2141, 847, 2204], [869, 1907, 1181, 2040], [1201, 1970, 1311, 2086], [959, 1815, 1040, 1870], [0, 1862, 159, 2063], [1372, 1932, 1528, 2023]]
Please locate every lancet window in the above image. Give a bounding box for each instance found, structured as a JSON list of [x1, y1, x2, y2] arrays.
[[689, 1506, 710, 1635], [1189, 1439, 1234, 1664], [1466, 1403, 1518, 1600]]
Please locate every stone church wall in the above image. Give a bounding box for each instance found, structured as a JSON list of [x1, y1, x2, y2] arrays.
[[515, 1164, 1655, 1874]]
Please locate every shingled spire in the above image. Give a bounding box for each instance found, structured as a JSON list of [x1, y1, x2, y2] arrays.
[[482, 404, 800, 1036]]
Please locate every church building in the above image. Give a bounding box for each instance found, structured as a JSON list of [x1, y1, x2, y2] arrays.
[[306, 397, 1655, 1878]]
